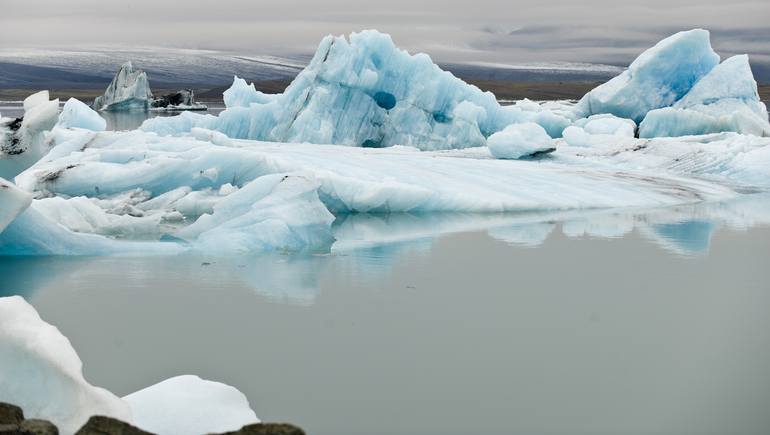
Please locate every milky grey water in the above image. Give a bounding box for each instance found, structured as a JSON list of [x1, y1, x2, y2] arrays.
[[2, 196, 770, 435]]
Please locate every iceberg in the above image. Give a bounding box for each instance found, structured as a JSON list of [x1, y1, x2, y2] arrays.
[[575, 29, 720, 123], [92, 61, 154, 112], [123, 375, 260, 435], [487, 122, 555, 159], [0, 91, 60, 179], [639, 55, 770, 137], [0, 178, 32, 235], [141, 30, 571, 149], [0, 295, 261, 435]]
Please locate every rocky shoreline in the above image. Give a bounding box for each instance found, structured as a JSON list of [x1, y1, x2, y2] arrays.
[[0, 403, 305, 435]]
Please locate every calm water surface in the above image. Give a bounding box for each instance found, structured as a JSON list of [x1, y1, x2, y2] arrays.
[[2, 196, 770, 435]]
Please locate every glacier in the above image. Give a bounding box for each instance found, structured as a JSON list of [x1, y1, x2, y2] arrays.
[[0, 295, 261, 435], [639, 55, 770, 137], [141, 30, 571, 149], [92, 61, 154, 111]]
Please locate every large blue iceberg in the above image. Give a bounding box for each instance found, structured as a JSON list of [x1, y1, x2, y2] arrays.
[[639, 55, 770, 137], [575, 29, 720, 123], [142, 30, 570, 149]]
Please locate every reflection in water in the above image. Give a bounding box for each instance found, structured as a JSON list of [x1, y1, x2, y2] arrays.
[[3, 194, 770, 304]]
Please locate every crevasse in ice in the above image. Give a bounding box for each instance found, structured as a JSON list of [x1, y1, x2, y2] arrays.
[[141, 30, 571, 149]]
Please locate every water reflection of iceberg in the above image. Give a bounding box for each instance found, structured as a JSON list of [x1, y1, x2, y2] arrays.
[[3, 195, 769, 305]]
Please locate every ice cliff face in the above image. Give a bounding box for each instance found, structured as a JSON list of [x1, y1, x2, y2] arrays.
[[142, 30, 571, 149], [92, 61, 154, 111]]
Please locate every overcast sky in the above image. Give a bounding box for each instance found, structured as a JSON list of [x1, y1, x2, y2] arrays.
[[2, 0, 769, 67]]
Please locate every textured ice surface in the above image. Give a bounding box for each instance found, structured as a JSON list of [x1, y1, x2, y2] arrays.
[[0, 91, 60, 179], [0, 296, 132, 434], [93, 62, 154, 111], [640, 55, 770, 137], [57, 98, 106, 131], [563, 114, 637, 147], [3, 127, 763, 256], [487, 122, 555, 159], [0, 177, 31, 234], [0, 296, 261, 434], [142, 30, 571, 149], [576, 29, 720, 123], [123, 375, 260, 435]]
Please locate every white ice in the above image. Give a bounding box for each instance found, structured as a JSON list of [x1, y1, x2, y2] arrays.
[[0, 295, 132, 434], [0, 296, 260, 435], [56, 98, 106, 131], [487, 122, 555, 159], [562, 114, 637, 147], [123, 375, 260, 435]]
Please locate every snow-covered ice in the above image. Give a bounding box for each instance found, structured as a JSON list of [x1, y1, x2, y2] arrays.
[[92, 62, 154, 111], [487, 122, 555, 159], [123, 375, 260, 435], [0, 296, 261, 435]]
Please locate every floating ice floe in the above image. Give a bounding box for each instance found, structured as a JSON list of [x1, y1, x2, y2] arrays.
[[0, 91, 60, 179], [487, 122, 555, 159], [141, 30, 571, 149], [0, 295, 260, 435], [639, 55, 770, 137], [92, 61, 154, 112]]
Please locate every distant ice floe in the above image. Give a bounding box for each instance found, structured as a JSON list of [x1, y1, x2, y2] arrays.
[[0, 295, 260, 435]]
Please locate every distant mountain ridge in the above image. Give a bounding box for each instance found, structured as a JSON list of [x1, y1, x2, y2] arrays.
[[0, 46, 633, 90]]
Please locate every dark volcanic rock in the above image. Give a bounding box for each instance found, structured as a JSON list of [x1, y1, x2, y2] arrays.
[[151, 89, 206, 110], [19, 420, 59, 435], [0, 404, 23, 425], [74, 416, 153, 435], [211, 423, 306, 435]]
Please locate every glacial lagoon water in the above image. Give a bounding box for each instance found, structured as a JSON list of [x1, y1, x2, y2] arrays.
[[2, 196, 770, 435]]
